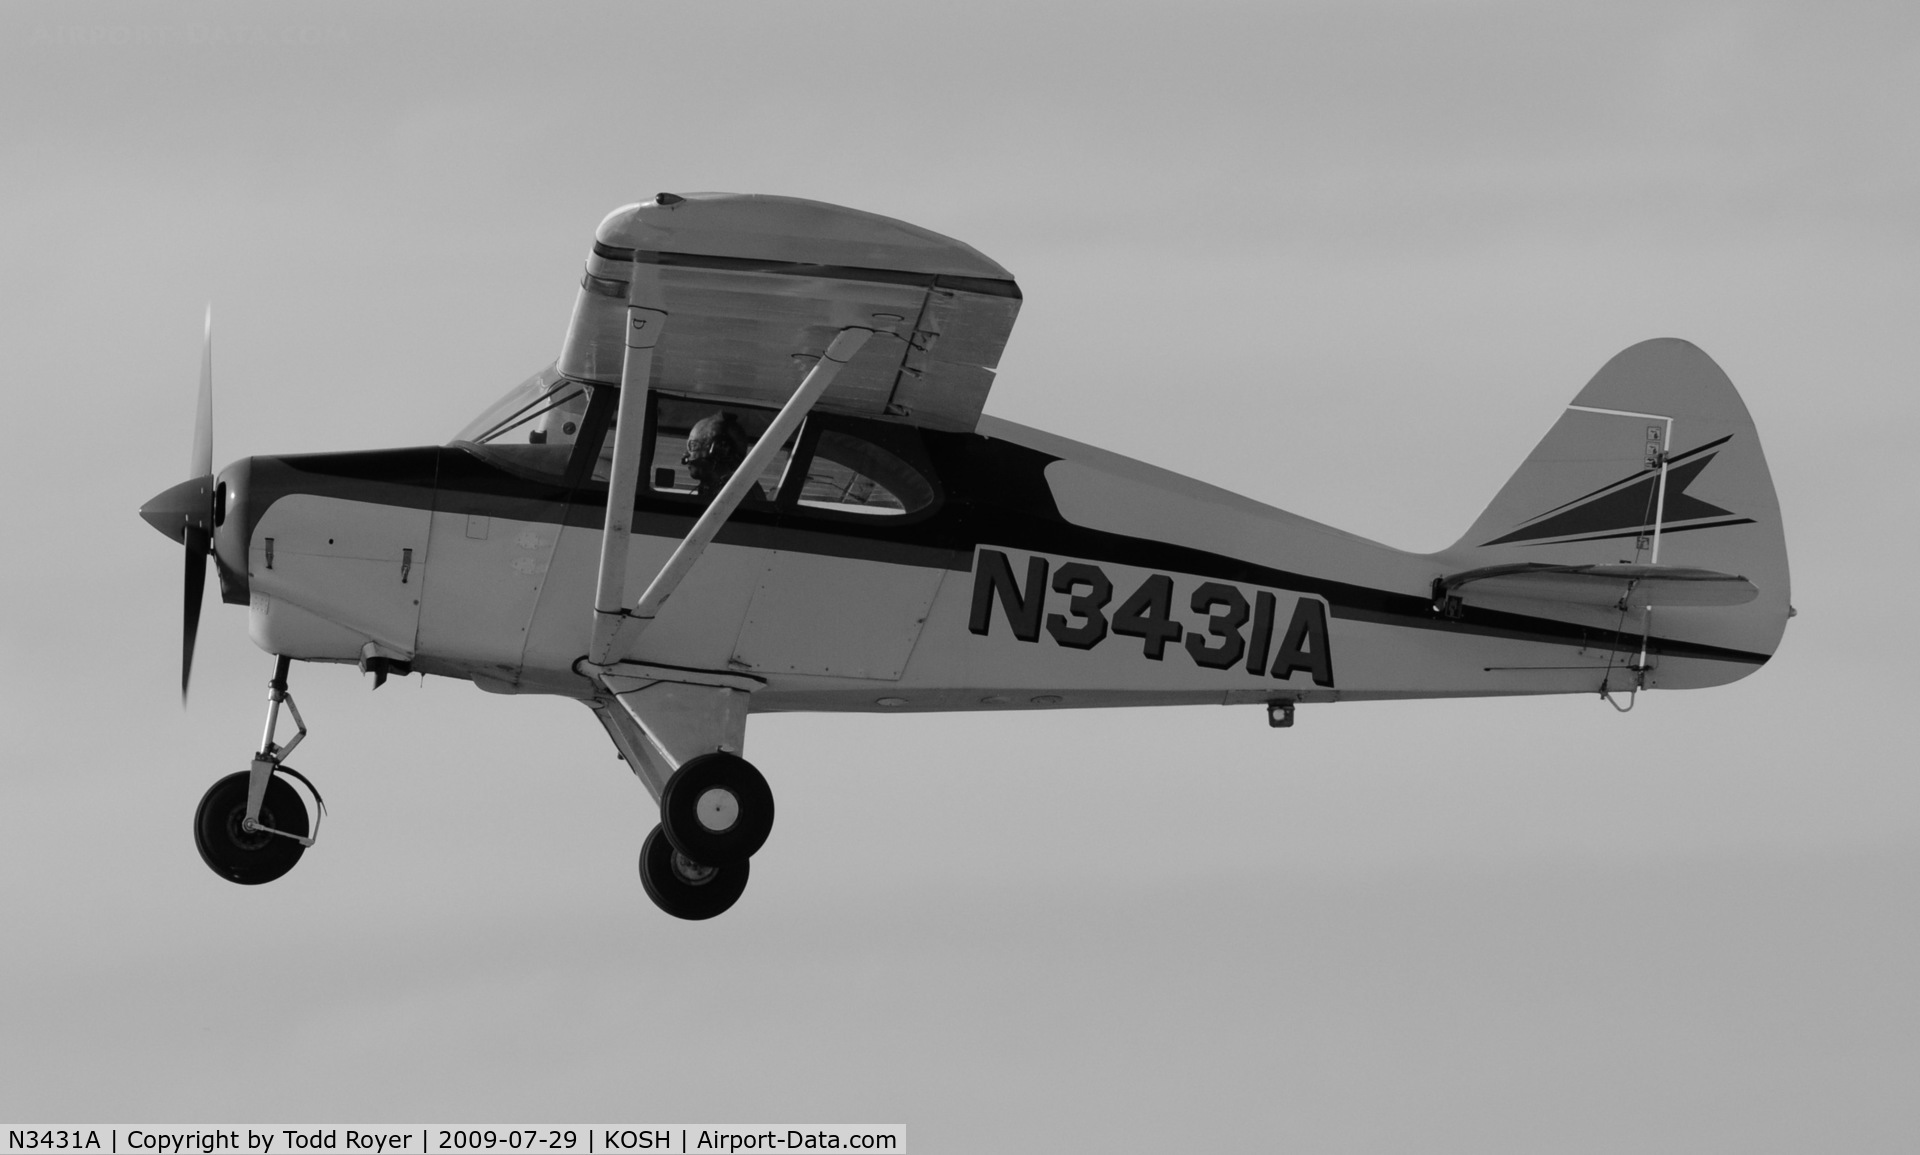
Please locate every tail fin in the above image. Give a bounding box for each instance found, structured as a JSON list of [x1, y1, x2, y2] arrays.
[[1442, 339, 1791, 683]]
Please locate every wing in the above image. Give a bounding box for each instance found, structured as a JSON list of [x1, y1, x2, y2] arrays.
[[556, 192, 1022, 433]]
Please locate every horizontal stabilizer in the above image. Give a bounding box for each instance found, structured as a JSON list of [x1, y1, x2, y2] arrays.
[[1437, 563, 1759, 609]]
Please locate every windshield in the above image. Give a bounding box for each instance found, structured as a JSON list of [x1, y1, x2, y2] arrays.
[[453, 365, 594, 481]]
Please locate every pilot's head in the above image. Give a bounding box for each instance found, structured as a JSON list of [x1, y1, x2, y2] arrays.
[[683, 412, 751, 489]]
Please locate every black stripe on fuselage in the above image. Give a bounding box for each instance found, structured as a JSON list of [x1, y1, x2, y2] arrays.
[[241, 432, 1771, 670]]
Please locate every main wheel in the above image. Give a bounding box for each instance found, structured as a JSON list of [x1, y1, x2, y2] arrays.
[[639, 824, 748, 920], [660, 752, 774, 866], [193, 770, 308, 885]]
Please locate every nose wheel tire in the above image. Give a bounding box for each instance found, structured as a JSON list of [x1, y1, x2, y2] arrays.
[[660, 753, 774, 866], [193, 770, 308, 885], [639, 825, 749, 920]]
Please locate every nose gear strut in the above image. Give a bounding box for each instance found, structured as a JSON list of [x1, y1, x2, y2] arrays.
[[243, 655, 326, 847]]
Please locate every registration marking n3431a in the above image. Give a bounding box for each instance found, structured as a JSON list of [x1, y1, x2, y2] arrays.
[[966, 548, 1334, 686]]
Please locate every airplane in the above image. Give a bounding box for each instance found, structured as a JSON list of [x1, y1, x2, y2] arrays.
[[140, 192, 1792, 919]]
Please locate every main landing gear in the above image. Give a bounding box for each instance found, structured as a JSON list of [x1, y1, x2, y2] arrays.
[[638, 752, 774, 920], [193, 655, 325, 885]]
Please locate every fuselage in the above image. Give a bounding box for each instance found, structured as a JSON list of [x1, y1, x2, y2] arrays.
[[207, 408, 1773, 717]]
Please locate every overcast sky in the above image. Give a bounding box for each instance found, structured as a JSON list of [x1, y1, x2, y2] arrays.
[[2, 2, 1917, 1150]]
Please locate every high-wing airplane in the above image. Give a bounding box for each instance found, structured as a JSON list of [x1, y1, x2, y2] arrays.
[[140, 192, 1792, 919]]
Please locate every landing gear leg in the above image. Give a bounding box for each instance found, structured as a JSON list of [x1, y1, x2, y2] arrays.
[[192, 655, 325, 885]]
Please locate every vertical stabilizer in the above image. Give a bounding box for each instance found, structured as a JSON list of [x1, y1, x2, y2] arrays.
[[1441, 339, 1791, 681]]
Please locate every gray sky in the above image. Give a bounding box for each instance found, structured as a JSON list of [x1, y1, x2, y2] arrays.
[[3, 2, 1917, 1149]]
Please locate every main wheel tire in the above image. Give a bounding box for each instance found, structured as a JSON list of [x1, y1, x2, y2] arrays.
[[193, 770, 308, 885], [660, 752, 774, 866], [638, 824, 748, 920]]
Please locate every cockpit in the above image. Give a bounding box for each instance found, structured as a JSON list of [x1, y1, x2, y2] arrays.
[[452, 367, 939, 519]]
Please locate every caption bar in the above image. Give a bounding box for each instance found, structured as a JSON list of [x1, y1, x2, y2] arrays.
[[3, 1130, 903, 1155]]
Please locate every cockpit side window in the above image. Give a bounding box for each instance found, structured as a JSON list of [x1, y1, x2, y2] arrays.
[[559, 391, 942, 524], [643, 396, 794, 504]]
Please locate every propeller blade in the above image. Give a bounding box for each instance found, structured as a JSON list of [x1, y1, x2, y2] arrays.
[[174, 304, 215, 702], [191, 304, 213, 478], [182, 525, 210, 701]]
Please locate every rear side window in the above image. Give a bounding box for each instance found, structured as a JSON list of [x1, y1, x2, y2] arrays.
[[795, 429, 936, 516]]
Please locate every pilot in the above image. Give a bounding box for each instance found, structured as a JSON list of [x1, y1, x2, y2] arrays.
[[682, 412, 769, 503]]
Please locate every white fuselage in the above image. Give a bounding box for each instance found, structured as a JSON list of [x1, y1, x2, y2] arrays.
[[229, 413, 1773, 720]]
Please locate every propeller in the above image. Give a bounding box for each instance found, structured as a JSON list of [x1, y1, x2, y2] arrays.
[[139, 306, 217, 702]]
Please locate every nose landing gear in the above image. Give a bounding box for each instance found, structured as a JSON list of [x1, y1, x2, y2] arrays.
[[192, 655, 325, 885]]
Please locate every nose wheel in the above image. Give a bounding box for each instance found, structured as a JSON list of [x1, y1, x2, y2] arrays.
[[194, 771, 308, 884]]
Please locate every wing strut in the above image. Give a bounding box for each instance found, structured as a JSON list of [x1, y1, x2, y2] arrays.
[[587, 306, 667, 665], [586, 324, 874, 667]]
